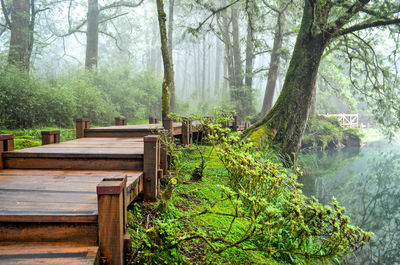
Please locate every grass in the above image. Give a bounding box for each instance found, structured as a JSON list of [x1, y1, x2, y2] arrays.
[[156, 147, 276, 264], [0, 128, 76, 150]]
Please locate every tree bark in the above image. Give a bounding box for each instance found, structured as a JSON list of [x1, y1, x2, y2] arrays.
[[202, 35, 206, 98], [243, 15, 255, 117], [245, 1, 328, 163], [214, 36, 222, 97], [261, 12, 285, 115], [231, 7, 242, 89], [244, 20, 254, 89], [168, 0, 176, 112], [8, 0, 31, 71], [85, 0, 99, 69], [156, 0, 172, 119]]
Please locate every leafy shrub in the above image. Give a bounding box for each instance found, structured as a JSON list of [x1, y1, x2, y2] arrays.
[[131, 118, 372, 264], [0, 65, 162, 129]]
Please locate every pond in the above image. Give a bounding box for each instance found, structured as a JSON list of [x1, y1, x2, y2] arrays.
[[299, 139, 400, 264]]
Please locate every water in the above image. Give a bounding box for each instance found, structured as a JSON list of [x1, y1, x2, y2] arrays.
[[300, 140, 400, 264]]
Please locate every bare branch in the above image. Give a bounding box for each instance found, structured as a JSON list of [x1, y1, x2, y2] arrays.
[[193, 0, 240, 32], [99, 0, 145, 12], [99, 12, 128, 24], [1, 0, 11, 29]]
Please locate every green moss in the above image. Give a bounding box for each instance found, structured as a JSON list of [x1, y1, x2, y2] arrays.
[[14, 136, 41, 149], [248, 124, 274, 147]]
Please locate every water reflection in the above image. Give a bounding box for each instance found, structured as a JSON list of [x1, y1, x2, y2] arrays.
[[300, 141, 400, 264]]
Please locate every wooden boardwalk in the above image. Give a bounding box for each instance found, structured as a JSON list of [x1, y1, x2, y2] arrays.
[[0, 116, 247, 264]]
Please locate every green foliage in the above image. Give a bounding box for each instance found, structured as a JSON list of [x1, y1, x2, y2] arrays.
[[0, 66, 162, 129], [129, 116, 371, 264], [302, 116, 363, 151], [0, 128, 76, 150], [302, 116, 344, 150]]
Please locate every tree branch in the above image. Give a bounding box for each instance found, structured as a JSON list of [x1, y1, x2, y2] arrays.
[[99, 0, 144, 12], [327, 0, 370, 35], [0, 0, 11, 29], [193, 0, 240, 32], [336, 18, 400, 37], [99, 12, 128, 24]]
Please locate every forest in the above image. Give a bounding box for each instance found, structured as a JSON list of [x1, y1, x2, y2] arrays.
[[0, 0, 399, 264]]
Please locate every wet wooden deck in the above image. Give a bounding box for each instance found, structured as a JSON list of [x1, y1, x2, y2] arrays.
[[0, 117, 237, 264], [0, 121, 161, 265], [0, 169, 142, 220]]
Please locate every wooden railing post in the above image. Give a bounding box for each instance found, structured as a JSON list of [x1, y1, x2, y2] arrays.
[[232, 115, 238, 132], [0, 134, 14, 169], [76, 118, 90, 139], [97, 176, 127, 265], [160, 118, 173, 175], [163, 117, 173, 133], [41, 130, 60, 145], [144, 135, 160, 202], [182, 118, 192, 145], [115, 117, 127, 126]]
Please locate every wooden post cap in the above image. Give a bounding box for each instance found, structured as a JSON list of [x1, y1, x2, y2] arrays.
[[76, 118, 90, 122], [144, 135, 160, 142], [41, 130, 60, 135], [0, 134, 14, 140], [97, 177, 127, 195]]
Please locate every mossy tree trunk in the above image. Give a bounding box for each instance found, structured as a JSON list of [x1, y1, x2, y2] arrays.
[[168, 0, 176, 112], [156, 0, 172, 119], [85, 0, 99, 69], [245, 1, 328, 162], [8, 0, 31, 71]]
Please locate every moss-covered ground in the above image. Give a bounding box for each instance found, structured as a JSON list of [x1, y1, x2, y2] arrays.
[[129, 146, 277, 264]]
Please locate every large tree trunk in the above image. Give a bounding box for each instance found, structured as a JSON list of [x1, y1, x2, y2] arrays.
[[156, 0, 172, 119], [202, 35, 206, 98], [244, 20, 254, 89], [231, 7, 242, 89], [261, 12, 285, 114], [8, 0, 31, 71], [85, 0, 99, 69], [168, 0, 176, 112], [214, 36, 222, 97], [243, 16, 255, 117], [245, 2, 328, 163]]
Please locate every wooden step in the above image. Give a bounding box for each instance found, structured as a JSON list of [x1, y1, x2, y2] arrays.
[[0, 243, 99, 265], [2, 138, 144, 170], [0, 170, 143, 244], [84, 123, 186, 137]]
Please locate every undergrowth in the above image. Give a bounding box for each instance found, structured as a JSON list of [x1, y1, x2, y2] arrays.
[[0, 128, 75, 149], [127, 115, 372, 265]]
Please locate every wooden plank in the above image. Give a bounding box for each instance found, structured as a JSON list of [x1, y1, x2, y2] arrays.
[[0, 223, 98, 245], [0, 215, 98, 223], [4, 151, 144, 158], [0, 244, 99, 265], [4, 157, 143, 170]]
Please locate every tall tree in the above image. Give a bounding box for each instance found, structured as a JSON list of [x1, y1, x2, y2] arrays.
[[246, 0, 400, 163], [214, 35, 222, 96], [168, 0, 176, 111], [85, 0, 99, 69], [56, 0, 144, 69], [8, 0, 30, 70], [261, 2, 289, 114], [156, 0, 172, 119], [3, 0, 46, 71]]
